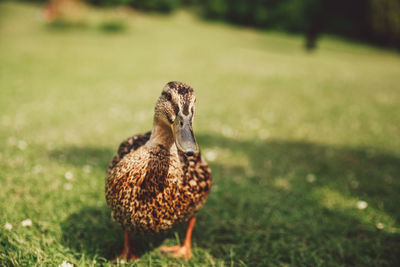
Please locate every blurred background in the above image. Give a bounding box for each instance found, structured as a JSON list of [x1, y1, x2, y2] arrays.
[[32, 0, 400, 50], [1, 0, 400, 266]]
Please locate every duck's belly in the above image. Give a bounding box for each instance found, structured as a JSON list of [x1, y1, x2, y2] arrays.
[[107, 180, 210, 234]]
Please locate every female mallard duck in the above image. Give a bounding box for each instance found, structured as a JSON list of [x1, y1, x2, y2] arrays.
[[106, 81, 212, 261]]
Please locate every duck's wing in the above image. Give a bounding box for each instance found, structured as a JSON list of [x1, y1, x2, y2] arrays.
[[108, 131, 151, 172]]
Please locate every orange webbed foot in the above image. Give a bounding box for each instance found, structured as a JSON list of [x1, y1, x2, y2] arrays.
[[160, 244, 191, 260], [160, 217, 196, 261]]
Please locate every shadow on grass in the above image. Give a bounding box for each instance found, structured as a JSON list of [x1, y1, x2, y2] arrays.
[[196, 133, 400, 223], [60, 205, 177, 261], [55, 133, 400, 265], [61, 205, 122, 261]]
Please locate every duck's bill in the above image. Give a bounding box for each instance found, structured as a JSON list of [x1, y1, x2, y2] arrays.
[[174, 117, 198, 156]]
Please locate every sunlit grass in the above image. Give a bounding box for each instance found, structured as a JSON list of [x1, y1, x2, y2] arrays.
[[312, 187, 398, 234], [1, 1, 400, 266]]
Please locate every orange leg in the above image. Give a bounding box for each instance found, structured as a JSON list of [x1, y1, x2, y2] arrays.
[[160, 217, 196, 261], [112, 232, 139, 262]]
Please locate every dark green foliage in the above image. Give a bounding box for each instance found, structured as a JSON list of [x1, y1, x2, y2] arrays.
[[85, 0, 180, 13], [199, 0, 399, 50], [202, 0, 229, 19], [84, 0, 131, 7], [130, 0, 180, 13], [369, 0, 400, 47], [45, 19, 88, 31], [98, 20, 126, 33]]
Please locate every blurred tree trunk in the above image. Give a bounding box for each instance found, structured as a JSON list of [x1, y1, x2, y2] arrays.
[[303, 0, 328, 51]]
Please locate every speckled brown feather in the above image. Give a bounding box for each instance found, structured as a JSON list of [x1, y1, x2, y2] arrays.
[[106, 112, 211, 235], [108, 132, 151, 172]]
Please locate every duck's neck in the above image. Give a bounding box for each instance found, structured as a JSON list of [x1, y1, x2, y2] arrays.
[[147, 119, 175, 151]]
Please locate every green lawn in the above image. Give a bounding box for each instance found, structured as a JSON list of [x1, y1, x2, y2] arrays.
[[1, 1, 400, 266]]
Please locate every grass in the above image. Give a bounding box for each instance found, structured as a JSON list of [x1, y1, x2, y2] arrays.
[[1, 1, 400, 266]]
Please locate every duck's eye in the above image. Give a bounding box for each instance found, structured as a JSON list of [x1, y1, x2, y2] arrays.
[[162, 91, 172, 101], [180, 121, 183, 127]]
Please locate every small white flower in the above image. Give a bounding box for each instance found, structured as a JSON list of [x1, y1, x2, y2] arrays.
[[33, 165, 42, 174], [83, 165, 92, 174], [212, 184, 218, 193], [4, 222, 13, 230], [21, 219, 32, 227], [59, 261, 73, 267], [65, 171, 73, 180], [205, 150, 217, 162], [356, 200, 368, 210], [17, 140, 27, 150], [64, 183, 73, 190], [306, 174, 316, 183], [376, 222, 384, 230]]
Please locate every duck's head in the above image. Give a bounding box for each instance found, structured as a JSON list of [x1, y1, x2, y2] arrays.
[[154, 81, 198, 156]]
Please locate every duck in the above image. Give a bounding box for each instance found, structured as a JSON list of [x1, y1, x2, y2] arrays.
[[105, 81, 212, 261]]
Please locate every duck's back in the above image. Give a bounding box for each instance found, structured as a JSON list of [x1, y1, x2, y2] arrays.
[[107, 132, 151, 173], [105, 133, 212, 234]]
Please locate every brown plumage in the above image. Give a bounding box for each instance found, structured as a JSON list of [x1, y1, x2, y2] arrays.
[[105, 82, 212, 260]]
